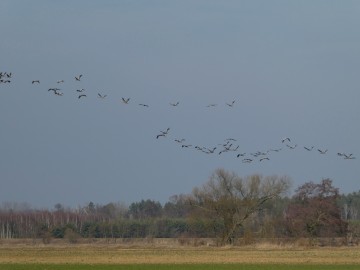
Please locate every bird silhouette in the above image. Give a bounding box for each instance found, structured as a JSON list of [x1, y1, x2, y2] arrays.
[[156, 128, 170, 139], [226, 100, 235, 107], [32, 80, 40, 84], [122, 97, 130, 104], [48, 88, 61, 95], [286, 144, 297, 149], [170, 102, 179, 106]]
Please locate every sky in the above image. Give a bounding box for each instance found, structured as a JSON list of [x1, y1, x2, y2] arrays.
[[1, 0, 359, 209]]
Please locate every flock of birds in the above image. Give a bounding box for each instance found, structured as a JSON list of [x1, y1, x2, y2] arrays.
[[1, 71, 357, 164], [0, 72, 12, 84], [155, 129, 356, 163]]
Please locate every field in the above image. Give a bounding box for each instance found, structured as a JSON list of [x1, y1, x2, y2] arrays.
[[1, 240, 360, 269]]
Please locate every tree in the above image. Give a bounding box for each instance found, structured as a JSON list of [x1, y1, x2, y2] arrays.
[[285, 179, 347, 238], [128, 199, 162, 220], [188, 168, 291, 245], [163, 194, 192, 218]]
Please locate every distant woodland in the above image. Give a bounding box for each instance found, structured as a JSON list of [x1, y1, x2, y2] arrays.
[[1, 169, 359, 246]]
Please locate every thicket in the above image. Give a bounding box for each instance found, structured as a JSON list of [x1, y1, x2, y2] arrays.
[[1, 173, 360, 245]]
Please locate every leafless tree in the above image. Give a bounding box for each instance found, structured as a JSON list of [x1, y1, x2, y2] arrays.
[[189, 168, 291, 245]]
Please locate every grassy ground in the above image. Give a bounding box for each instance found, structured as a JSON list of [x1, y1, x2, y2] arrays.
[[1, 264, 360, 270], [1, 245, 360, 264], [0, 240, 360, 269]]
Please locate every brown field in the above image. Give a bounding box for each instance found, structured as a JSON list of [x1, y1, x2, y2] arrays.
[[0, 238, 360, 265]]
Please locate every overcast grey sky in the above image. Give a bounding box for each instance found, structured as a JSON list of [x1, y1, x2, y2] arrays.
[[1, 0, 359, 209]]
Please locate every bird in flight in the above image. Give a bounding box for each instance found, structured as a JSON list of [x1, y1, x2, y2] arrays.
[[242, 158, 253, 163], [170, 102, 179, 106], [286, 144, 297, 149], [48, 88, 61, 95], [98, 93, 107, 99], [76, 88, 85, 92], [318, 149, 328, 154], [282, 137, 291, 143], [57, 80, 64, 84], [204, 147, 217, 154], [75, 74, 83, 81], [122, 97, 130, 104], [226, 100, 236, 107], [259, 157, 270, 162], [304, 146, 314, 151], [156, 128, 170, 139], [206, 104, 217, 107], [139, 103, 149, 107], [344, 154, 356, 160], [32, 80, 40, 84], [78, 94, 86, 99], [181, 144, 192, 148]]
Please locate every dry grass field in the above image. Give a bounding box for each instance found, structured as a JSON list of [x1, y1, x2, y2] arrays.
[[0, 239, 360, 265]]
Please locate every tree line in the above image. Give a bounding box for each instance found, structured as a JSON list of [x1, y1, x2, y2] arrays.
[[1, 169, 360, 245]]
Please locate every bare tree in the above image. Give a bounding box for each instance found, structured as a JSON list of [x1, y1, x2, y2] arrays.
[[189, 168, 291, 245]]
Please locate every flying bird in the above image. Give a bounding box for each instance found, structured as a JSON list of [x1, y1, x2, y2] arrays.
[[259, 157, 270, 162], [78, 94, 86, 99], [75, 74, 83, 81], [122, 97, 130, 104], [226, 100, 236, 107], [181, 144, 192, 148], [139, 103, 149, 107], [282, 137, 291, 143], [48, 88, 61, 94], [156, 128, 170, 139], [98, 93, 107, 99], [205, 147, 217, 154], [170, 102, 179, 106], [156, 134, 165, 139], [57, 80, 64, 84], [304, 146, 314, 151], [32, 80, 40, 84], [286, 144, 297, 149], [343, 153, 354, 159], [76, 88, 85, 92], [318, 149, 328, 154]]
